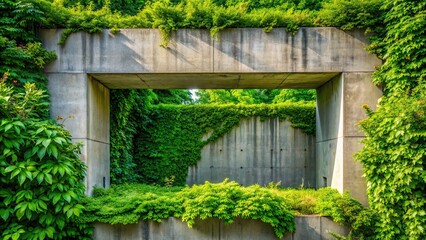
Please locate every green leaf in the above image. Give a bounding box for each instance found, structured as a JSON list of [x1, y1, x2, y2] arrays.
[[37, 147, 46, 159], [63, 193, 71, 203], [13, 121, 25, 129], [44, 173, 52, 184], [18, 173, 26, 185], [10, 169, 20, 179], [46, 226, 55, 238], [0, 209, 10, 221], [4, 165, 16, 173], [52, 194, 61, 205], [42, 139, 51, 148], [36, 173, 44, 184], [4, 123, 13, 132], [50, 145, 58, 159]]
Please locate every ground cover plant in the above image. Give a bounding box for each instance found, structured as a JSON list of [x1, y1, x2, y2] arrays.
[[80, 179, 374, 239]]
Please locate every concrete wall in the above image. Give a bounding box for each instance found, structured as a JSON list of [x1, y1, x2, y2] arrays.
[[39, 28, 380, 74], [187, 118, 316, 187], [48, 74, 110, 195], [93, 216, 349, 240], [316, 73, 382, 205]]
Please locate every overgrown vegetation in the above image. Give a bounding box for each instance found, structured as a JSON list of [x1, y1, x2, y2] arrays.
[[0, 1, 91, 238], [354, 1, 426, 239], [80, 180, 373, 239], [31, 0, 384, 46]]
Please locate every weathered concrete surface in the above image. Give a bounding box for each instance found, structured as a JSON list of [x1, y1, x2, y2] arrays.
[[316, 73, 382, 205], [39, 28, 381, 89], [47, 74, 110, 195], [93, 216, 349, 240], [187, 118, 316, 187]]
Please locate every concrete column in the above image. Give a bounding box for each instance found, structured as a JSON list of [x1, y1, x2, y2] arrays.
[[316, 72, 381, 205], [47, 73, 110, 195]]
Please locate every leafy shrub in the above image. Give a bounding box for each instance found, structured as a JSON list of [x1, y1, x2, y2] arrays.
[[80, 180, 372, 238], [178, 180, 295, 238], [0, 81, 92, 239]]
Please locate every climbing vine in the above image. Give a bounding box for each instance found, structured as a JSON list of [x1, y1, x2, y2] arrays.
[[354, 1, 426, 239], [133, 103, 315, 186]]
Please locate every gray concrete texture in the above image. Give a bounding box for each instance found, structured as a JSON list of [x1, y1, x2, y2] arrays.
[[39, 28, 381, 89], [47, 74, 110, 195], [93, 216, 349, 240], [316, 73, 382, 205], [187, 118, 316, 187]]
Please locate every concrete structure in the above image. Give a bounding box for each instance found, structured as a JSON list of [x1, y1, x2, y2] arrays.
[[187, 118, 316, 187], [93, 216, 349, 240], [40, 28, 382, 203]]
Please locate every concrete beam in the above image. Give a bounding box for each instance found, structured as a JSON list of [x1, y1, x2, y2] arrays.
[[40, 28, 381, 89]]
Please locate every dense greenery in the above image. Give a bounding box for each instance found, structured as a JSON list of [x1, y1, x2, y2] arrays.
[[354, 1, 426, 239], [133, 103, 315, 186], [80, 180, 373, 239], [0, 1, 91, 238], [0, 82, 92, 239], [29, 0, 384, 46], [195, 89, 315, 104]]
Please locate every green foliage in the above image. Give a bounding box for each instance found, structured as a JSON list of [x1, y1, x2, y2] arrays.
[[178, 180, 295, 238], [0, 82, 92, 239], [195, 89, 280, 104], [80, 181, 370, 239], [152, 89, 193, 104], [372, 0, 426, 96], [354, 1, 426, 239], [317, 0, 384, 30], [134, 103, 315, 186], [272, 89, 316, 103], [0, 38, 56, 111], [80, 184, 182, 224], [110, 89, 155, 184], [0, 0, 47, 43], [33, 0, 384, 46], [356, 94, 426, 240]]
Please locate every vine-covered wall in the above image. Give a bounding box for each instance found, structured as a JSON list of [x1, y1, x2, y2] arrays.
[[131, 103, 315, 186]]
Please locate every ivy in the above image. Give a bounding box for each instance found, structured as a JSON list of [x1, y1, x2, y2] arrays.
[[354, 1, 426, 239], [134, 103, 315, 186]]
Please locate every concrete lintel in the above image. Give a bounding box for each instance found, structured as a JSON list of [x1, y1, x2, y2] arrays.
[[40, 28, 381, 89], [88, 72, 341, 89]]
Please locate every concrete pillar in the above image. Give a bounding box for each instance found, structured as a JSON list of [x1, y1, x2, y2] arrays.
[[47, 73, 110, 195], [316, 72, 382, 205]]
